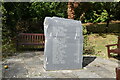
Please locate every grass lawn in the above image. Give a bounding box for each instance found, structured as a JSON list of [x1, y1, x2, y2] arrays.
[[86, 33, 120, 58]]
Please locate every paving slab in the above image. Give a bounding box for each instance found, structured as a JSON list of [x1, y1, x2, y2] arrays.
[[2, 51, 120, 78]]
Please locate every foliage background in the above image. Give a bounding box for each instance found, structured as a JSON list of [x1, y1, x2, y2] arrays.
[[1, 2, 120, 57]]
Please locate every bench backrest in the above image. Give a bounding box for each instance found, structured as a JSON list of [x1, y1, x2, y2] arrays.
[[18, 33, 44, 44]]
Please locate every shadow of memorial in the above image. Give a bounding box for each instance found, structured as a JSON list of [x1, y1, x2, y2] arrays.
[[82, 56, 96, 67]]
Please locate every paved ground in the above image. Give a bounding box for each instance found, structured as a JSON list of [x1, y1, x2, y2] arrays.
[[2, 51, 120, 78]]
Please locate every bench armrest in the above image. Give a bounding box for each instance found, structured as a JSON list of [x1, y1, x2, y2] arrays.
[[105, 44, 118, 47]]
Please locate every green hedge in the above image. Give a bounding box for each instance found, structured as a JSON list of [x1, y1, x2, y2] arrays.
[[86, 23, 120, 33]]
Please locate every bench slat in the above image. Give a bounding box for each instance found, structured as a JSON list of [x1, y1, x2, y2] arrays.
[[17, 33, 44, 50]]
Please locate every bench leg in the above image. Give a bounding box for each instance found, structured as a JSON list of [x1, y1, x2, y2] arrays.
[[16, 43, 19, 51], [107, 47, 111, 58], [116, 67, 120, 80], [117, 54, 120, 57], [16, 40, 18, 51]]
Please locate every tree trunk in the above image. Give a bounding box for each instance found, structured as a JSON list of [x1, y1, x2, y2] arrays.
[[106, 11, 110, 33], [67, 2, 79, 19], [67, 2, 75, 19]]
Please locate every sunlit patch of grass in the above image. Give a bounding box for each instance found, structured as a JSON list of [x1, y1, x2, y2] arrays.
[[87, 33, 119, 58]]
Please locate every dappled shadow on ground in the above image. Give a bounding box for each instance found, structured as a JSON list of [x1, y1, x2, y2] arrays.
[[15, 48, 44, 55], [2, 48, 44, 60], [83, 56, 96, 67], [2, 51, 44, 61], [96, 33, 120, 38], [16, 51, 44, 59]]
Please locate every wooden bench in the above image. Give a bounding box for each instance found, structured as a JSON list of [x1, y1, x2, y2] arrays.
[[16, 33, 45, 50], [116, 67, 120, 80], [106, 36, 120, 58]]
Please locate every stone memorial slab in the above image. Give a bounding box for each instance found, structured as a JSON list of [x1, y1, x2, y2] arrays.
[[44, 17, 83, 70]]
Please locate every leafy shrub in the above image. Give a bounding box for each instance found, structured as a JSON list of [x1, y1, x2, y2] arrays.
[[83, 25, 95, 54]]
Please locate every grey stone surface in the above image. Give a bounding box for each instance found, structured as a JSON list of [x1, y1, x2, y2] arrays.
[[44, 17, 83, 70], [2, 51, 119, 78], [2, 62, 28, 78]]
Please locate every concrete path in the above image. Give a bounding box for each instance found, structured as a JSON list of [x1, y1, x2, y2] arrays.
[[2, 51, 119, 78]]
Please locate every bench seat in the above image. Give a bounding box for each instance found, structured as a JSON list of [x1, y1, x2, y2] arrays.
[[110, 48, 120, 54]]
